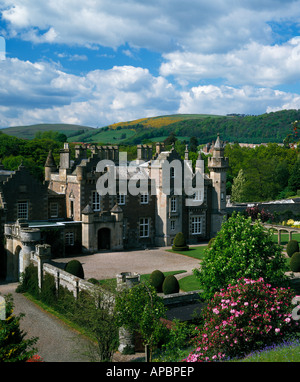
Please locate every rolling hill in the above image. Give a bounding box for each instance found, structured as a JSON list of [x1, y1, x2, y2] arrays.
[[1, 110, 299, 145], [0, 123, 94, 140]]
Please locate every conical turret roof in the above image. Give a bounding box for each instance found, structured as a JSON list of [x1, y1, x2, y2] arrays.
[[45, 150, 56, 167]]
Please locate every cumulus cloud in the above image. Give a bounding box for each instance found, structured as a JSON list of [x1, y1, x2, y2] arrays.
[[161, 37, 300, 87], [1, 1, 300, 127], [178, 85, 299, 116], [2, 0, 300, 52], [0, 58, 178, 127]]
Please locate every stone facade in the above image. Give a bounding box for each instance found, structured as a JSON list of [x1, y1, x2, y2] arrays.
[[1, 135, 228, 280]]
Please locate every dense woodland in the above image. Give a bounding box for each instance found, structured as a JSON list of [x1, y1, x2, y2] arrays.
[[115, 109, 300, 145]]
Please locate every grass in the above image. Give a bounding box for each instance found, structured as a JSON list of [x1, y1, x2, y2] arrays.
[[166, 245, 208, 260], [235, 338, 300, 362], [272, 232, 300, 245], [179, 275, 201, 292], [97, 270, 187, 290]]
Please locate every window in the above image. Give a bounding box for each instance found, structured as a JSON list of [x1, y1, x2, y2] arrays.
[[139, 218, 149, 237], [65, 232, 74, 246], [92, 191, 101, 211], [193, 190, 202, 201], [170, 167, 175, 178], [170, 220, 175, 231], [171, 196, 177, 212], [140, 192, 149, 204], [117, 193, 126, 205], [50, 203, 58, 218], [191, 216, 202, 235], [17, 201, 28, 220]]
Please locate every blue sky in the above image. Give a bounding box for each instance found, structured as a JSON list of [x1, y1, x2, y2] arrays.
[[1, 0, 300, 128]]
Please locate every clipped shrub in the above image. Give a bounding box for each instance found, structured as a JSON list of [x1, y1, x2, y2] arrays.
[[64, 260, 84, 279], [150, 270, 165, 292], [290, 252, 300, 272], [162, 275, 180, 295], [172, 232, 189, 251], [287, 240, 299, 258]]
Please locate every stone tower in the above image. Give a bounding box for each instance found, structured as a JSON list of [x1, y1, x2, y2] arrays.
[[208, 134, 229, 237]]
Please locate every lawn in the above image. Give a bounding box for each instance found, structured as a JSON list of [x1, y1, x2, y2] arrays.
[[166, 245, 208, 260], [96, 270, 187, 291], [272, 232, 300, 245]]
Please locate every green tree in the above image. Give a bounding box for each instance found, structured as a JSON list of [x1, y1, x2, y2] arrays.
[[194, 213, 287, 299], [70, 290, 119, 362], [115, 282, 167, 361], [189, 136, 198, 152], [0, 294, 38, 362], [288, 158, 300, 194], [164, 132, 177, 146], [231, 169, 247, 202]]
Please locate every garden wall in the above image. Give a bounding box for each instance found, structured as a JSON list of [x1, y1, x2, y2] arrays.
[[227, 198, 300, 220]]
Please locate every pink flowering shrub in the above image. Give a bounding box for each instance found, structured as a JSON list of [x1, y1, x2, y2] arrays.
[[185, 278, 299, 362]]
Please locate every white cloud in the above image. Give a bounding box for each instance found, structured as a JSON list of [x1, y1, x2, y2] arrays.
[[161, 37, 300, 87], [0, 58, 178, 127], [2, 1, 300, 127], [178, 85, 299, 116], [2, 0, 300, 52]]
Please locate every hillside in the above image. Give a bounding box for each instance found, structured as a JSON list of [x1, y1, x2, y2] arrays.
[[0, 123, 94, 140], [1, 110, 299, 144], [86, 110, 300, 145]]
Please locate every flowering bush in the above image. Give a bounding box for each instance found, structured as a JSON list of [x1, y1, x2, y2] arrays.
[[26, 354, 44, 362], [185, 278, 299, 362], [246, 205, 273, 223]]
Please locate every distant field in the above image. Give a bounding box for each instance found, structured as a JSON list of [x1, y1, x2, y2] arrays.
[[87, 128, 136, 143]]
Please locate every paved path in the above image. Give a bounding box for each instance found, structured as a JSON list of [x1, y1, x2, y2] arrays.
[[0, 246, 203, 362], [0, 282, 93, 362]]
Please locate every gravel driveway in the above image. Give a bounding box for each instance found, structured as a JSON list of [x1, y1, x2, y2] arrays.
[[0, 246, 203, 362], [51, 246, 201, 280]]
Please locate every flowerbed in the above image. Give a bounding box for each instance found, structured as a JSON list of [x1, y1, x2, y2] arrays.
[[184, 278, 299, 362]]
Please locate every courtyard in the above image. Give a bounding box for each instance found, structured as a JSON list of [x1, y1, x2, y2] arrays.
[[51, 245, 203, 281]]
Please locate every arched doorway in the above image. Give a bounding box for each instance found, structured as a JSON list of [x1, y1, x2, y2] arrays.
[[14, 245, 21, 281], [98, 228, 111, 250]]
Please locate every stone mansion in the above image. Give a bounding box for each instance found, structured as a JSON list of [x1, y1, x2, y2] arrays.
[[0, 135, 228, 280]]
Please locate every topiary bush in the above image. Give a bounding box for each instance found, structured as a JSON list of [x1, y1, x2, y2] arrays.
[[64, 260, 84, 279], [150, 270, 165, 292], [162, 275, 180, 295], [172, 232, 189, 251], [287, 240, 299, 258], [290, 252, 300, 272]]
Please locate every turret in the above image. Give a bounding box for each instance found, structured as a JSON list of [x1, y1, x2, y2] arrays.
[[208, 134, 229, 236], [44, 150, 57, 182]]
